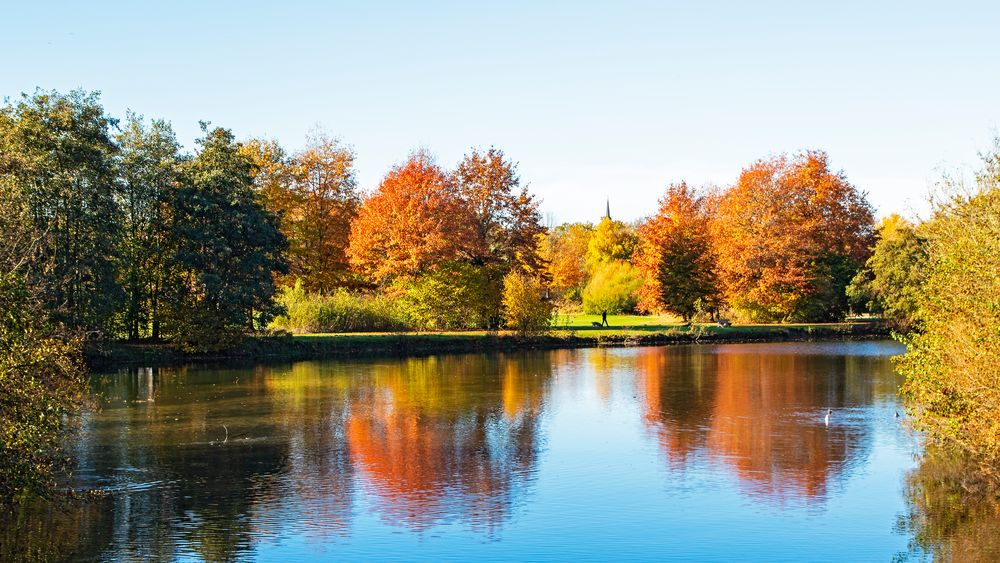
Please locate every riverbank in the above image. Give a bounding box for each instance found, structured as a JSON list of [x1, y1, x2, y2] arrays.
[[84, 321, 891, 368]]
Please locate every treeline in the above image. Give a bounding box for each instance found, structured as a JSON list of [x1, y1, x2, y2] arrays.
[[547, 151, 876, 323], [1, 89, 887, 351]]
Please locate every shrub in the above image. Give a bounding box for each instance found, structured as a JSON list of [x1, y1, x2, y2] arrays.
[[582, 260, 644, 314], [0, 274, 86, 503], [270, 281, 411, 333], [394, 262, 499, 331], [502, 271, 554, 336], [898, 151, 1000, 481]]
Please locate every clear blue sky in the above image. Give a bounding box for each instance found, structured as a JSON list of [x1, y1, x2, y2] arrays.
[[3, 1, 998, 224]]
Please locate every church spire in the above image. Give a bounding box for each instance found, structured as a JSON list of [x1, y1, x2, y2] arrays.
[[605, 198, 611, 220]]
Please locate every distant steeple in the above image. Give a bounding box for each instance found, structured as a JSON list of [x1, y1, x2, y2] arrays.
[[605, 198, 611, 220]]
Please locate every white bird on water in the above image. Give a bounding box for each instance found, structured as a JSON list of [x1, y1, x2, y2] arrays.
[[824, 409, 832, 426]]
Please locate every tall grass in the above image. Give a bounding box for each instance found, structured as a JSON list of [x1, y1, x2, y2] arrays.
[[270, 282, 411, 333]]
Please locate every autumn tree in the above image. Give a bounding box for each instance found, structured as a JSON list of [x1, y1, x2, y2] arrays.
[[0, 90, 122, 330], [243, 133, 360, 292], [241, 137, 292, 215], [580, 212, 640, 314], [634, 183, 719, 320], [452, 147, 545, 324], [502, 270, 554, 335], [348, 151, 473, 283], [115, 114, 181, 340], [288, 133, 360, 291], [539, 222, 593, 302], [453, 147, 545, 272], [586, 216, 638, 269], [898, 148, 1000, 480], [712, 151, 874, 322]]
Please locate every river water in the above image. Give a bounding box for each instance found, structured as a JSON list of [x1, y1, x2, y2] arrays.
[[4, 341, 956, 561]]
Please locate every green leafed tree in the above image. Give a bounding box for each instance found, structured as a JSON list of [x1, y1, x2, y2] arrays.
[[115, 113, 181, 340], [393, 261, 494, 331], [846, 214, 927, 331], [582, 260, 644, 314], [164, 125, 288, 350], [0, 90, 122, 330]]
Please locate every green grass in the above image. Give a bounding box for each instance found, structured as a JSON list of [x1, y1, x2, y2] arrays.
[[289, 315, 877, 340], [89, 318, 888, 368]]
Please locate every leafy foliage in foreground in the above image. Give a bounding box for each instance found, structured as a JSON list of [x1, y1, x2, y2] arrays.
[[0, 278, 85, 503], [897, 146, 1000, 481]]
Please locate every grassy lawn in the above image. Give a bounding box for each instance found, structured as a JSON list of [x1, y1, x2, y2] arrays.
[[288, 315, 879, 342]]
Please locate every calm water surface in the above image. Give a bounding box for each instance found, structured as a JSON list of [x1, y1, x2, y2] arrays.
[[7, 341, 934, 561]]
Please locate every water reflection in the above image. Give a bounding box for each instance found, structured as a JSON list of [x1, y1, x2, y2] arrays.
[[901, 448, 1000, 562], [345, 355, 547, 532], [0, 342, 927, 561], [638, 343, 892, 503]]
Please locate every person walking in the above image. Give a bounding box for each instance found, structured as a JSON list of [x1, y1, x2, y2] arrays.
[[601, 310, 609, 327]]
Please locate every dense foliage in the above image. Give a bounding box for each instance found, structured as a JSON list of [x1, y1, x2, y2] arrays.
[[0, 176, 86, 504], [0, 91, 122, 331], [846, 214, 927, 330], [270, 281, 409, 333], [582, 261, 644, 314], [501, 271, 554, 335], [393, 262, 497, 331], [897, 152, 1000, 481], [164, 126, 288, 351], [243, 132, 361, 292], [115, 115, 180, 340], [538, 222, 593, 302], [712, 151, 875, 322], [0, 276, 86, 503], [348, 152, 472, 283], [634, 183, 719, 320]]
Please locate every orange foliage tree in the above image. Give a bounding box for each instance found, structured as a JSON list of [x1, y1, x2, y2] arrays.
[[711, 151, 874, 321], [348, 151, 473, 283], [634, 182, 719, 320], [287, 133, 360, 291], [243, 133, 360, 292], [453, 147, 544, 273], [538, 222, 593, 301]]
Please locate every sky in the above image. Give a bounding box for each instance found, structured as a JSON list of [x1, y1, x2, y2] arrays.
[[3, 0, 999, 224]]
